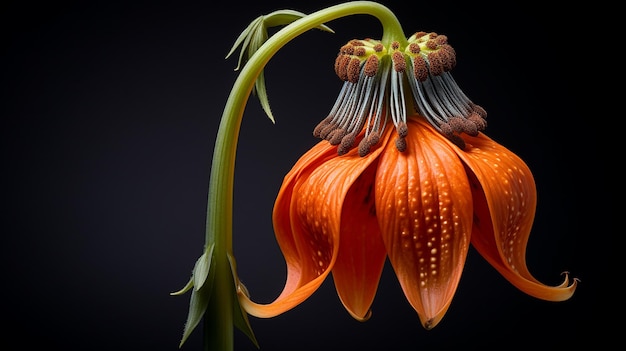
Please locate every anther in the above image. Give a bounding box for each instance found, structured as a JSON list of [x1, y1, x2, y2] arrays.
[[313, 117, 332, 138], [409, 43, 420, 54], [354, 46, 366, 56], [434, 35, 448, 45], [427, 51, 444, 76], [358, 133, 380, 157], [364, 55, 379, 77], [327, 128, 346, 145], [395, 136, 407, 152], [391, 41, 400, 50], [347, 58, 361, 83], [413, 56, 428, 82], [373, 43, 384, 52], [396, 121, 408, 138], [337, 132, 357, 156], [392, 51, 406, 72], [335, 54, 351, 81]]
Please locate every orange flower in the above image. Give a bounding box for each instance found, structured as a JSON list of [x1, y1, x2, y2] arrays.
[[238, 32, 577, 329]]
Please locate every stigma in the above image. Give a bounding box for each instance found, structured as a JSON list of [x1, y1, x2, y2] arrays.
[[313, 32, 487, 155]]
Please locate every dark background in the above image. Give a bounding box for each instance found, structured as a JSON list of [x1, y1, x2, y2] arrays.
[[2, 1, 599, 350]]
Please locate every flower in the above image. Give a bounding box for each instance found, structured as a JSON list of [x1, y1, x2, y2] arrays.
[[238, 32, 577, 329]]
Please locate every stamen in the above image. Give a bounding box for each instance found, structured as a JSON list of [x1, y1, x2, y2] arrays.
[[316, 33, 486, 155], [404, 31, 487, 149]]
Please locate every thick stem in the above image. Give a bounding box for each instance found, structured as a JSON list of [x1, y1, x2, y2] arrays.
[[201, 2, 405, 351]]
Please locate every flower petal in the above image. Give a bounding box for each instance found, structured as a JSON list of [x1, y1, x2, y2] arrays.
[[454, 131, 577, 301], [376, 118, 473, 329], [331, 151, 387, 321], [239, 140, 337, 317]]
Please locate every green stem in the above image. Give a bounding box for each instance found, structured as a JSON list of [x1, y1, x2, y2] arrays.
[[202, 2, 405, 351]]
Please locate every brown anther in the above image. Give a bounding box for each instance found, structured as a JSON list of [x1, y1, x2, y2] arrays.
[[409, 43, 420, 54], [468, 112, 487, 130], [438, 45, 457, 71], [426, 39, 438, 50], [391, 41, 400, 50], [334, 54, 350, 80], [373, 43, 384, 52], [349, 40, 364, 46], [395, 136, 407, 152], [337, 132, 357, 156], [428, 32, 437, 39], [448, 117, 465, 133], [470, 103, 487, 119], [313, 117, 331, 138], [434, 35, 448, 45], [414, 31, 427, 39], [392, 51, 406, 73], [396, 121, 408, 138], [413, 56, 428, 82], [340, 44, 354, 55], [327, 128, 346, 145], [358, 133, 380, 157], [427, 51, 444, 76], [354, 46, 366, 56], [319, 122, 338, 140], [347, 58, 361, 83], [462, 118, 479, 136], [364, 55, 379, 77]]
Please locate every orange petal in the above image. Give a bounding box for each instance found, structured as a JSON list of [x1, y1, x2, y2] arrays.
[[239, 140, 337, 317], [331, 151, 387, 321], [454, 131, 577, 301], [375, 119, 473, 329]]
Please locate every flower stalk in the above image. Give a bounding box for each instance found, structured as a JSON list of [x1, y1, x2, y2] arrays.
[[175, 2, 409, 350]]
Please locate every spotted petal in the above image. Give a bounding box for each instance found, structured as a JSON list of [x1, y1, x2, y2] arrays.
[[454, 131, 577, 301], [328, 143, 388, 321], [375, 118, 473, 329], [239, 140, 337, 317]]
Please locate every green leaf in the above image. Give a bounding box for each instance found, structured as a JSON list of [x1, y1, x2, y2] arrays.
[[179, 281, 212, 348], [228, 253, 259, 348], [178, 245, 217, 347], [193, 244, 215, 291]]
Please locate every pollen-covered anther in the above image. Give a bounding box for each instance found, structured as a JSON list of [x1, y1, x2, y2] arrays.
[[334, 54, 351, 81], [396, 121, 408, 138], [317, 120, 339, 140], [471, 103, 487, 119], [327, 128, 347, 145], [468, 110, 488, 131], [337, 132, 357, 156], [434, 35, 448, 45], [426, 39, 438, 50], [409, 43, 420, 54], [347, 57, 361, 83], [427, 51, 444, 76], [353, 46, 366, 56], [373, 43, 384, 52], [313, 117, 332, 138], [395, 136, 407, 152], [438, 44, 457, 71], [392, 51, 406, 73], [364, 55, 379, 77], [413, 55, 428, 82], [340, 44, 354, 55], [391, 41, 400, 50], [358, 133, 380, 157]]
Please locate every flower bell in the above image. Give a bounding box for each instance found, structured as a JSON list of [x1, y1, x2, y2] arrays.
[[238, 31, 577, 330]]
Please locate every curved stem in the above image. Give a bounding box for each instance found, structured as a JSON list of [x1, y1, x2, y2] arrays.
[[203, 2, 405, 351]]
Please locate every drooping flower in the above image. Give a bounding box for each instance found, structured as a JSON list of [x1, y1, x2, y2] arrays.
[[238, 31, 577, 329]]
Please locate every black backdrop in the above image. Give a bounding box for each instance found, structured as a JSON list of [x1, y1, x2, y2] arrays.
[[2, 1, 597, 350]]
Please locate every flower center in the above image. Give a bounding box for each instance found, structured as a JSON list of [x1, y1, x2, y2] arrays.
[[313, 32, 488, 155]]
